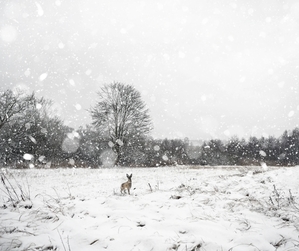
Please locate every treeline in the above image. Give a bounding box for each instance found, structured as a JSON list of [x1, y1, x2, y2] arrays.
[[1, 89, 299, 168], [3, 120, 299, 168], [186, 129, 299, 166], [76, 127, 299, 167]]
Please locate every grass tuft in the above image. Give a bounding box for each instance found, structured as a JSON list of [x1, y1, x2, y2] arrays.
[[0, 169, 31, 208]]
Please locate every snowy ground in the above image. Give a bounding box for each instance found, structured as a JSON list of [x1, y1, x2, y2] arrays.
[[1, 165, 299, 251]]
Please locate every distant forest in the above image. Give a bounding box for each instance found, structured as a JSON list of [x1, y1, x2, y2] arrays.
[[1, 88, 299, 168]]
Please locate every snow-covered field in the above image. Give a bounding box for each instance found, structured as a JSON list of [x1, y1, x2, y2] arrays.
[[1, 165, 299, 251]]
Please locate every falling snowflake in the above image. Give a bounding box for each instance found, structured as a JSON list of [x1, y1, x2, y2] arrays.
[[39, 73, 48, 81], [288, 111, 294, 117], [23, 153, 34, 161], [35, 2, 44, 16], [154, 145, 160, 151]]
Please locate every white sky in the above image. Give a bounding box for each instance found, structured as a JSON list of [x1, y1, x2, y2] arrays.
[[1, 0, 299, 140]]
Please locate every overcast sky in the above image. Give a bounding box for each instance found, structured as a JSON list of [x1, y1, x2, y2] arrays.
[[1, 0, 299, 140]]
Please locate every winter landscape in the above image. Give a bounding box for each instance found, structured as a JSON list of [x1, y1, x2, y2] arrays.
[[1, 165, 299, 251], [1, 1, 299, 250]]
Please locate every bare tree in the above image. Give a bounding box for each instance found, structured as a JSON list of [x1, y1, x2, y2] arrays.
[[0, 89, 70, 167], [0, 89, 35, 131], [90, 82, 152, 165]]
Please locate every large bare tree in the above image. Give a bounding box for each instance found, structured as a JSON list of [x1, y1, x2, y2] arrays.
[[90, 82, 152, 165]]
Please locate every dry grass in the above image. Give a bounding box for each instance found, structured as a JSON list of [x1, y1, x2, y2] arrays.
[[0, 170, 31, 208]]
